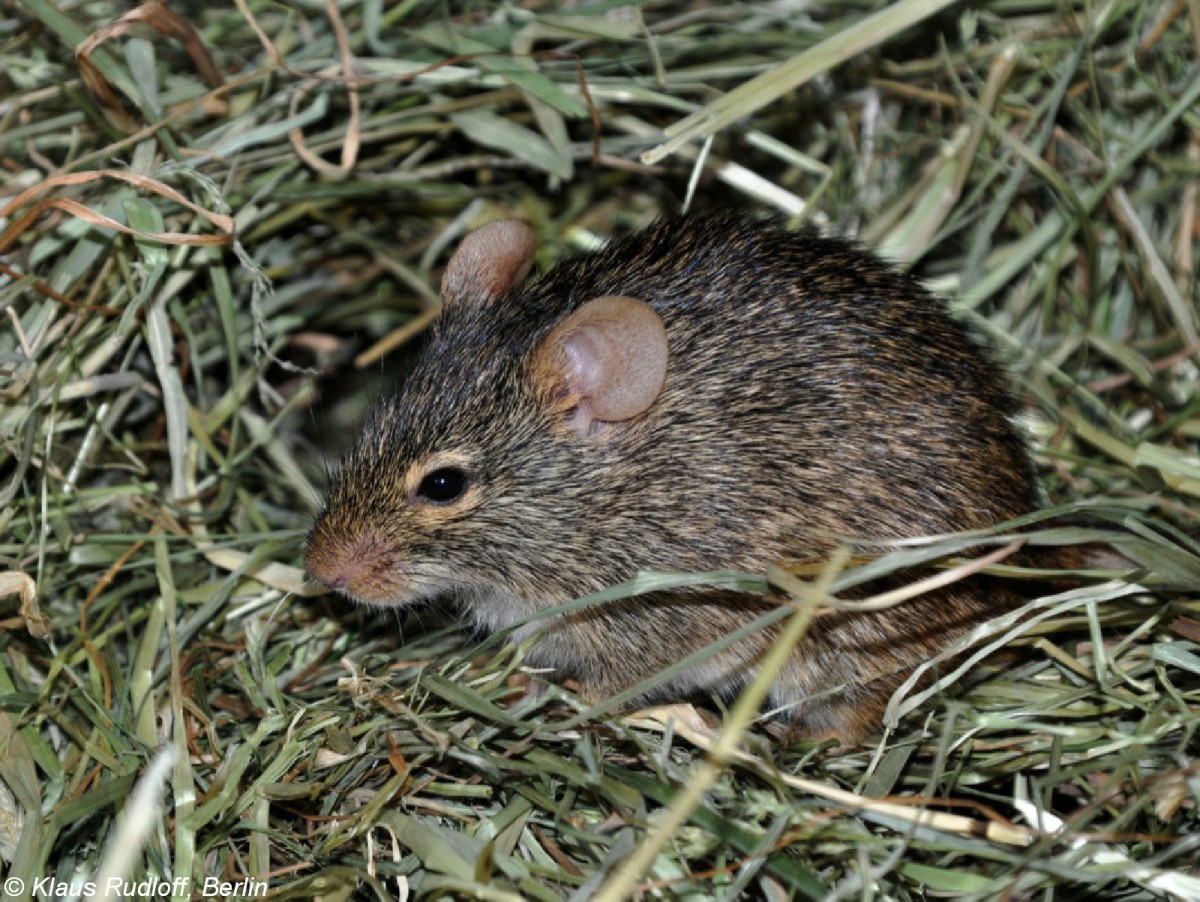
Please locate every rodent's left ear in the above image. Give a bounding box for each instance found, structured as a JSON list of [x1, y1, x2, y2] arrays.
[[531, 296, 668, 439], [441, 219, 537, 307]]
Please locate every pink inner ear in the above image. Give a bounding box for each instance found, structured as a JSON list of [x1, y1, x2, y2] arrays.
[[441, 219, 537, 305], [560, 331, 605, 400], [548, 296, 668, 434]]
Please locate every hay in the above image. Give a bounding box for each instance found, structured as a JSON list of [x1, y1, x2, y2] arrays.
[[1, 0, 1197, 897]]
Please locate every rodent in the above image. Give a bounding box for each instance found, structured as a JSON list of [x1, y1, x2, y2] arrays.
[[305, 211, 1041, 742]]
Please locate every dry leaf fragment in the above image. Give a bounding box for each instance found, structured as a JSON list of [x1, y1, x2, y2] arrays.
[[76, 0, 224, 132], [0, 571, 50, 638]]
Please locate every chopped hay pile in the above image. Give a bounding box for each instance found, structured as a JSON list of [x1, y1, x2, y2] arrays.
[[1, 0, 1198, 897]]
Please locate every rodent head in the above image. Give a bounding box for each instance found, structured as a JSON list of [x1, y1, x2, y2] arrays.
[[304, 220, 671, 625]]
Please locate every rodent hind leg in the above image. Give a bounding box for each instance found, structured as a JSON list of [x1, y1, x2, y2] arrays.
[[568, 643, 775, 714], [768, 671, 905, 745], [549, 589, 782, 712]]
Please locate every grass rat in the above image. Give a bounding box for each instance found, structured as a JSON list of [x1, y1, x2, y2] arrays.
[[305, 211, 1040, 741]]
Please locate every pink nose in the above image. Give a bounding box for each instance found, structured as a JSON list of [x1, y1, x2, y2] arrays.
[[305, 531, 400, 603]]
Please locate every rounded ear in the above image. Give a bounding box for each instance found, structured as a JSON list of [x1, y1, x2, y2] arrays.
[[532, 296, 668, 438], [441, 219, 537, 306]]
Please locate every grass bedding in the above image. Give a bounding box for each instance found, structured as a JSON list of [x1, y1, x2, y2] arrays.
[[1, 0, 1199, 898]]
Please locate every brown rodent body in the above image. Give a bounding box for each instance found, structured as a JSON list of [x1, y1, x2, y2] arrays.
[[306, 212, 1039, 740]]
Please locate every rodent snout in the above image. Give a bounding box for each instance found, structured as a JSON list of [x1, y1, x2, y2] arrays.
[[304, 528, 409, 604]]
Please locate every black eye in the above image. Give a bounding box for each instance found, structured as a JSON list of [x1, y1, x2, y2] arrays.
[[415, 467, 468, 504]]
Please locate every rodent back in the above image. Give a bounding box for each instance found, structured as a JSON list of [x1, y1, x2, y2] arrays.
[[510, 213, 1038, 537]]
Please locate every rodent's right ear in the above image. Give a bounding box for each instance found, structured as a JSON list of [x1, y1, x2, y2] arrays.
[[441, 219, 537, 307]]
